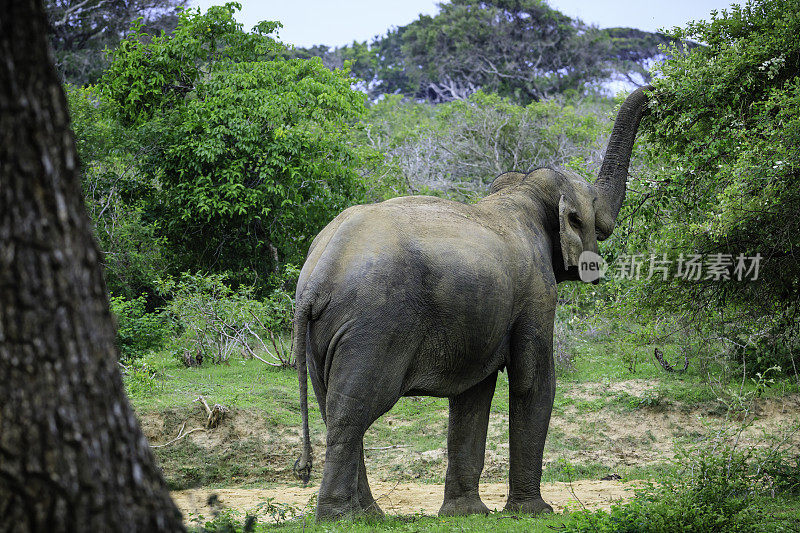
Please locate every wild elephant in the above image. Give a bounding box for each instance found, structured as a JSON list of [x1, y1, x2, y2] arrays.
[[292, 86, 653, 520]]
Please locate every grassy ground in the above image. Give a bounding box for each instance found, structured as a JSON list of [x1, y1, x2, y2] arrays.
[[124, 325, 800, 530], [195, 509, 571, 532]]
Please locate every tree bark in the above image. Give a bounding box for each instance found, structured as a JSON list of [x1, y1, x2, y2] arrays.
[[0, 0, 185, 530]]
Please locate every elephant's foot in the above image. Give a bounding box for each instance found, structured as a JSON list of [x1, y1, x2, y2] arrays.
[[316, 497, 384, 521], [315, 495, 360, 522], [439, 495, 491, 516], [504, 497, 553, 515], [359, 499, 384, 517]]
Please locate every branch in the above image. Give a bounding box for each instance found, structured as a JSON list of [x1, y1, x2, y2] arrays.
[[194, 396, 227, 428], [150, 422, 205, 448]]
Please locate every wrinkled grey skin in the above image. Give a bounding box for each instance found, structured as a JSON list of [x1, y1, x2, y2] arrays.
[[293, 86, 652, 520]]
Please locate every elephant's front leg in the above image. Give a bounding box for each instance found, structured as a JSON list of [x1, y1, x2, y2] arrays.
[[438, 370, 498, 516], [505, 323, 556, 515]]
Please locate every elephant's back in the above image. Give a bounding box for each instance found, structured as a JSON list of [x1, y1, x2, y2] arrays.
[[301, 198, 517, 392], [306, 197, 511, 294]]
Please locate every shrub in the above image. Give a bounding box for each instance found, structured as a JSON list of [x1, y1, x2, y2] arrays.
[[109, 294, 168, 360], [101, 4, 376, 285], [120, 352, 169, 398], [159, 271, 295, 367]]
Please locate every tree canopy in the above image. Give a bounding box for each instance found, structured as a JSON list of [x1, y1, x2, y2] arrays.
[[45, 0, 187, 85], [292, 0, 681, 103], [69, 3, 379, 294], [625, 0, 800, 374], [400, 0, 608, 102]]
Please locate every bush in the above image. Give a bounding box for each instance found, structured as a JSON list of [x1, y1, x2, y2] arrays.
[[120, 352, 170, 397], [109, 295, 168, 360], [563, 445, 760, 532], [626, 0, 800, 379], [159, 271, 295, 367]]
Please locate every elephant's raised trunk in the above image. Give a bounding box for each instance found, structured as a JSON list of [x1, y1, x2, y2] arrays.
[[594, 85, 653, 240]]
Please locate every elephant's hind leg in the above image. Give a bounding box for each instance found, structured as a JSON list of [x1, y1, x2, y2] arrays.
[[504, 318, 555, 515], [315, 364, 400, 521], [315, 389, 367, 520], [358, 447, 383, 516], [438, 370, 498, 516]]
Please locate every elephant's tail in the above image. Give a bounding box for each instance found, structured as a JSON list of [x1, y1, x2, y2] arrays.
[[292, 294, 313, 486]]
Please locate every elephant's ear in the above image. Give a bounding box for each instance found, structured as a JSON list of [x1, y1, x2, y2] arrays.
[[559, 195, 583, 270], [489, 172, 526, 194]]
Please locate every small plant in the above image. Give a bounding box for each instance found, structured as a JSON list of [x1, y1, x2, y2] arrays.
[[615, 391, 663, 411], [158, 271, 295, 368], [252, 497, 302, 524], [119, 353, 167, 397], [109, 294, 168, 360], [621, 342, 640, 374], [189, 508, 256, 533], [186, 498, 305, 532]]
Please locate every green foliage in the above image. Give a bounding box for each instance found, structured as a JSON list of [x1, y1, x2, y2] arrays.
[[186, 499, 304, 531], [617, 0, 800, 379], [562, 484, 757, 532], [262, 264, 300, 334], [67, 85, 169, 298], [158, 272, 295, 367], [102, 3, 284, 127], [290, 27, 418, 101], [120, 352, 171, 397], [151, 58, 367, 277], [96, 3, 376, 287], [109, 295, 168, 360], [562, 440, 761, 532]]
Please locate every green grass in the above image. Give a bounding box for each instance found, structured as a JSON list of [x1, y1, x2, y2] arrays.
[[185, 492, 800, 532], [189, 509, 570, 532], [268, 512, 567, 532], [128, 354, 303, 412]]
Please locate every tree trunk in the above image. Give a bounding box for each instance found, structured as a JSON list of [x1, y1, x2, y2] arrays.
[[0, 0, 185, 531]]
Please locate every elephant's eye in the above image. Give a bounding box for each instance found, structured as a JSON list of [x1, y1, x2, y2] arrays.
[[569, 212, 583, 228]]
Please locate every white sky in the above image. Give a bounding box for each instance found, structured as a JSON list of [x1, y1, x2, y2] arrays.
[[189, 0, 741, 48]]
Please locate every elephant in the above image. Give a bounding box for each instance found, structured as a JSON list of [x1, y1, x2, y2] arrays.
[[292, 85, 653, 520]]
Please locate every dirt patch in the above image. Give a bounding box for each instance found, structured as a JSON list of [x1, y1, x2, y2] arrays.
[[172, 479, 640, 521], [571, 379, 657, 400], [143, 391, 800, 490]]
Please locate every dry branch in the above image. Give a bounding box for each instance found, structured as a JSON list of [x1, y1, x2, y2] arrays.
[[195, 395, 228, 429], [150, 422, 206, 448]]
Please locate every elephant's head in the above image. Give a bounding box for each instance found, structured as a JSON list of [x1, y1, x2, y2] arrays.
[[490, 85, 653, 283]]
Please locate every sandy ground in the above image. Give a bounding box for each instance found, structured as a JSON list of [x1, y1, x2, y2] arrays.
[[172, 478, 640, 520]]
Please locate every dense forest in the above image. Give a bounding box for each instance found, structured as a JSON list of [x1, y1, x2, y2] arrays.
[[7, 0, 799, 530]]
